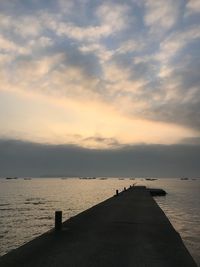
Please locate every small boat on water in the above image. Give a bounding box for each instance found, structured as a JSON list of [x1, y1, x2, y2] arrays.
[[79, 177, 96, 180], [180, 177, 189, 180], [6, 177, 18, 180], [145, 178, 157, 181]]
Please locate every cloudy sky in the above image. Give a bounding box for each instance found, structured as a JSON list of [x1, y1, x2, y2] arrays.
[[0, 0, 200, 176]]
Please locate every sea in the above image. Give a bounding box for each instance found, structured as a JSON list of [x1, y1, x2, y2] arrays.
[[0, 177, 199, 265]]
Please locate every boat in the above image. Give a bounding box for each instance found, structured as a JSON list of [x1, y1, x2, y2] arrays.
[[6, 177, 18, 180], [79, 177, 96, 180]]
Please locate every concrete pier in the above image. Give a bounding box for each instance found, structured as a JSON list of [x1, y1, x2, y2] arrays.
[[0, 186, 197, 267]]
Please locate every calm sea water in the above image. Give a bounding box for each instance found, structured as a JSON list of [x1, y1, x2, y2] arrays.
[[0, 178, 199, 265]]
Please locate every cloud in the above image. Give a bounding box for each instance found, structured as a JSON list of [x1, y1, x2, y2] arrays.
[[96, 3, 130, 33], [0, 13, 42, 38], [0, 38, 102, 100], [29, 37, 54, 48], [155, 25, 200, 64], [104, 24, 200, 132], [144, 0, 182, 34], [0, 139, 200, 177], [82, 136, 121, 148], [144, 0, 181, 34], [57, 0, 74, 14], [115, 39, 145, 54], [53, 22, 112, 41], [0, 0, 200, 145], [180, 137, 200, 145], [39, 2, 130, 42], [1, 88, 196, 148], [78, 43, 114, 63], [142, 26, 200, 131], [0, 34, 30, 55], [185, 0, 200, 15]]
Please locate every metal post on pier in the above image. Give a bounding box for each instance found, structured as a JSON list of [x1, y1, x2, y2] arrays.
[[55, 211, 62, 231]]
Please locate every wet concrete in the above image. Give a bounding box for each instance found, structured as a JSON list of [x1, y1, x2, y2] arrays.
[[0, 186, 197, 267]]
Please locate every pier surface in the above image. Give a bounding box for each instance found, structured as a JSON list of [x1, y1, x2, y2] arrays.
[[0, 186, 197, 267]]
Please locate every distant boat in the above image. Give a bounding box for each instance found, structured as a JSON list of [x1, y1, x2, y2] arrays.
[[180, 177, 189, 180], [145, 178, 157, 181], [6, 177, 18, 180], [99, 177, 107, 180], [79, 177, 96, 180]]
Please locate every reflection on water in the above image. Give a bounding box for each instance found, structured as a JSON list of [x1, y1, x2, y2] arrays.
[[0, 178, 199, 265]]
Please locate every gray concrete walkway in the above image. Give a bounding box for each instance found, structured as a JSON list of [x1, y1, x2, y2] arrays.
[[0, 186, 197, 267]]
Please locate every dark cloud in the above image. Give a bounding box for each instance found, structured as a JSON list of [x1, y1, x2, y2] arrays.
[[112, 49, 158, 82], [147, 101, 200, 131], [0, 139, 199, 177], [83, 136, 120, 147], [63, 48, 102, 78], [180, 137, 200, 145], [44, 40, 103, 79], [172, 42, 200, 91], [144, 43, 200, 131], [0, 0, 59, 16]]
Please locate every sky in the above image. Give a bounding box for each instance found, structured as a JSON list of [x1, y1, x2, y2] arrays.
[[0, 0, 200, 176]]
